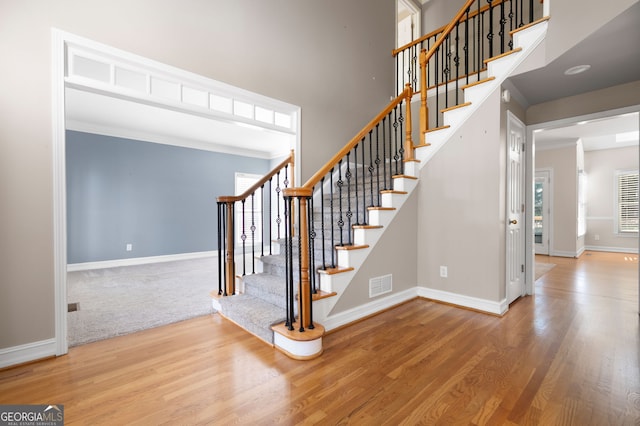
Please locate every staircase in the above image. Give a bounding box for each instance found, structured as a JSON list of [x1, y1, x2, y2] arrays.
[[214, 0, 549, 358]]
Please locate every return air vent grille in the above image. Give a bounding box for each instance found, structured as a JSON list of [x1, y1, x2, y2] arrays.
[[369, 274, 392, 298]]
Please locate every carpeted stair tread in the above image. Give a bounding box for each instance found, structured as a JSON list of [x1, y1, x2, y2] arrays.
[[218, 293, 286, 344], [243, 273, 288, 309]]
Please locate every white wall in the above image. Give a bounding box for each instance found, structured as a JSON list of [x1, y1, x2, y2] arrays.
[[535, 143, 582, 257], [0, 0, 394, 357], [585, 145, 639, 253], [417, 88, 505, 305]]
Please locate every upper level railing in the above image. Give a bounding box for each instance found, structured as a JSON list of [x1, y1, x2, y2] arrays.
[[281, 85, 414, 333], [394, 0, 541, 132], [217, 151, 294, 296]]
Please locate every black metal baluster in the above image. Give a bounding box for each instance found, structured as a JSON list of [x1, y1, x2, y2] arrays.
[[368, 130, 375, 207], [217, 202, 223, 295], [499, 1, 506, 54], [487, 1, 494, 59], [480, 8, 484, 76], [354, 144, 360, 225], [337, 160, 344, 247], [411, 45, 418, 92], [393, 106, 400, 176], [402, 50, 407, 96], [464, 7, 470, 84], [241, 199, 246, 276], [508, 0, 514, 50], [384, 111, 393, 189], [320, 177, 326, 269], [329, 168, 335, 268], [382, 116, 388, 190], [519, 0, 524, 27], [398, 103, 405, 176], [284, 196, 293, 330], [284, 165, 289, 191], [425, 39, 431, 89], [308, 195, 317, 295], [251, 193, 256, 274], [360, 137, 366, 222], [455, 24, 460, 104], [529, 0, 533, 24], [375, 123, 381, 206], [297, 199, 304, 332], [345, 152, 353, 245], [435, 45, 440, 127], [275, 171, 282, 239], [268, 179, 273, 255], [260, 185, 265, 258], [444, 35, 450, 111]]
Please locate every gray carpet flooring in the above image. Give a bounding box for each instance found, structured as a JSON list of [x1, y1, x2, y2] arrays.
[[67, 257, 217, 347]]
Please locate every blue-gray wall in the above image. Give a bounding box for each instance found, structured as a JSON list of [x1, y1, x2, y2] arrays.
[[66, 130, 270, 264]]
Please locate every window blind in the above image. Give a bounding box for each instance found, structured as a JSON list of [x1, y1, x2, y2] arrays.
[[617, 171, 639, 233]]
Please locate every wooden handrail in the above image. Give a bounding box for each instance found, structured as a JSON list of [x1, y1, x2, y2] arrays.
[[217, 150, 294, 203], [301, 86, 411, 190], [392, 0, 507, 57]]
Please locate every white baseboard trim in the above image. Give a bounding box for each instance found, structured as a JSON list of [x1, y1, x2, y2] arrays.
[[550, 249, 580, 258], [417, 287, 508, 316], [322, 288, 418, 331], [585, 245, 639, 254], [67, 250, 218, 272], [0, 339, 56, 369]]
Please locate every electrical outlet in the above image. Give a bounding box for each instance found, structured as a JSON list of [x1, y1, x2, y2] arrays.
[[594, 234, 600, 241], [440, 266, 448, 278], [126, 243, 133, 251]]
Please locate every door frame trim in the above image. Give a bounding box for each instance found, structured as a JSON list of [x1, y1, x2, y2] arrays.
[[506, 110, 527, 303], [534, 168, 553, 255], [526, 104, 640, 297]]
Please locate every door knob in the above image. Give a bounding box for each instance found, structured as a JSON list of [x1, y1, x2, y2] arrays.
[[509, 219, 518, 225]]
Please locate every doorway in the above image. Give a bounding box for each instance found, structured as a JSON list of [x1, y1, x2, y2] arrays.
[[534, 169, 551, 255], [53, 30, 301, 353]]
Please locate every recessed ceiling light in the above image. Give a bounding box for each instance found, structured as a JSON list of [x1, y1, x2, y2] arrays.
[[564, 65, 591, 75]]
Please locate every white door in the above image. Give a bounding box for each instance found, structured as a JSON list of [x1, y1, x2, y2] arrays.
[[534, 170, 550, 255], [506, 112, 526, 305]]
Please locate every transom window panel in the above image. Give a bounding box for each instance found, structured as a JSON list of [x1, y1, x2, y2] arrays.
[[66, 46, 297, 132], [616, 170, 639, 233]]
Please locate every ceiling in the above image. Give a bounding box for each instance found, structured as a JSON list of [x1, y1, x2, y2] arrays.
[[534, 112, 638, 151], [507, 1, 640, 152], [65, 88, 295, 159], [508, 1, 640, 107]]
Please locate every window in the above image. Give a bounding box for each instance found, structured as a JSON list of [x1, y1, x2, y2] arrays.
[[235, 173, 263, 245], [616, 170, 639, 233]]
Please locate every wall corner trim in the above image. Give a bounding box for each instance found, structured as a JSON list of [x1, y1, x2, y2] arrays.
[[0, 339, 57, 369], [417, 287, 508, 316]]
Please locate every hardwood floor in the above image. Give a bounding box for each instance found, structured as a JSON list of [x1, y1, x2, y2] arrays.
[[1, 251, 638, 424]]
